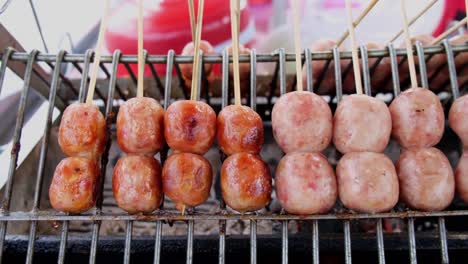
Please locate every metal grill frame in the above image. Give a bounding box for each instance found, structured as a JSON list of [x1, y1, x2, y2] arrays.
[[0, 41, 468, 264]]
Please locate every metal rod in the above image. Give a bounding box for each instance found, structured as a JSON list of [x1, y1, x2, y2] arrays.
[[388, 44, 401, 96], [153, 221, 162, 264], [312, 220, 319, 264], [250, 220, 257, 264], [279, 48, 286, 96], [415, 41, 429, 88], [195, 51, 203, 101], [250, 49, 257, 111], [124, 221, 133, 264], [164, 50, 175, 110], [360, 45, 372, 95], [344, 220, 352, 264], [442, 39, 461, 99], [222, 49, 229, 108], [57, 220, 69, 264], [282, 221, 288, 264], [408, 218, 418, 264], [187, 220, 194, 264], [376, 219, 386, 264], [439, 217, 449, 264], [304, 48, 313, 92], [268, 51, 280, 106], [333, 47, 344, 102], [219, 220, 226, 264], [78, 49, 93, 102]]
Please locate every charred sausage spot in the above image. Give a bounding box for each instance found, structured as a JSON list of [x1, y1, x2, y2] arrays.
[[185, 116, 198, 141], [243, 127, 259, 146]]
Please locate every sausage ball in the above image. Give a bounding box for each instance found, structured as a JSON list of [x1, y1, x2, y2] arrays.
[[179, 40, 216, 82], [456, 152, 468, 203], [162, 153, 213, 211], [112, 155, 163, 214], [272, 91, 332, 153], [337, 152, 399, 213], [164, 100, 216, 154], [301, 39, 348, 95], [275, 152, 337, 215], [58, 103, 106, 159], [49, 157, 99, 213], [396, 147, 454, 211], [227, 43, 251, 80], [333, 94, 392, 153], [217, 105, 264, 155], [117, 97, 165, 155], [221, 153, 272, 212], [449, 95, 468, 148], [389, 88, 444, 148]]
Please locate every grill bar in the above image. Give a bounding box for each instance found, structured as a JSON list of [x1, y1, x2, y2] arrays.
[[282, 221, 288, 264], [153, 221, 162, 264], [344, 220, 352, 264], [443, 40, 460, 100], [408, 218, 417, 264], [312, 220, 319, 264], [124, 221, 133, 264], [415, 42, 429, 88], [376, 219, 386, 264], [250, 220, 257, 264], [388, 44, 401, 96], [186, 220, 194, 264], [439, 217, 449, 264], [360, 45, 372, 95]]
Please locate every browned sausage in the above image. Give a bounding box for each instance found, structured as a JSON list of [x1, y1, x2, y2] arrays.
[[116, 97, 165, 155], [455, 152, 468, 203], [337, 152, 399, 213], [164, 100, 216, 154], [112, 155, 163, 214], [217, 105, 264, 155], [58, 103, 106, 159], [449, 94, 468, 148], [221, 153, 272, 212], [272, 91, 332, 153], [333, 94, 392, 153], [396, 147, 454, 211], [49, 157, 99, 213], [276, 152, 337, 214], [162, 153, 213, 211], [389, 88, 444, 148]]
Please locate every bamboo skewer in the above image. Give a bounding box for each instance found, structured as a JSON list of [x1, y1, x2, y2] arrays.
[[388, 0, 438, 43], [336, 0, 380, 47], [86, 0, 110, 105], [188, 0, 196, 42], [345, 0, 363, 95], [230, 0, 241, 106], [190, 0, 205, 101], [291, 0, 303, 92], [136, 0, 145, 98], [400, 0, 419, 89], [430, 17, 468, 45]]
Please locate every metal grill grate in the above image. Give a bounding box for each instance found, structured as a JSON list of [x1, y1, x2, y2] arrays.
[[0, 40, 468, 264]]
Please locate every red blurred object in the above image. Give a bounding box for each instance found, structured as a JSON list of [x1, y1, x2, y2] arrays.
[[105, 0, 254, 77], [433, 0, 467, 36]]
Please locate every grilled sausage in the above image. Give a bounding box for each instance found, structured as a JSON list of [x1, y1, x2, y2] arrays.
[[276, 152, 337, 215], [449, 94, 468, 148], [112, 155, 163, 214], [58, 103, 106, 159], [272, 91, 332, 153], [162, 153, 213, 211], [217, 105, 264, 155], [333, 94, 392, 153], [164, 100, 216, 154], [389, 88, 444, 148], [455, 152, 468, 203], [221, 153, 272, 212], [396, 147, 454, 211], [337, 152, 399, 213], [116, 97, 165, 155], [49, 157, 99, 213]]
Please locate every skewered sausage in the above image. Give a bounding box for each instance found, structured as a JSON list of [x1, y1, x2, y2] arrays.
[[227, 43, 251, 80], [389, 88, 444, 148], [301, 39, 348, 95], [455, 152, 468, 203], [116, 97, 165, 155], [221, 153, 272, 212], [449, 94, 468, 148], [112, 155, 163, 214], [272, 91, 332, 153], [49, 157, 99, 213], [179, 40, 216, 83], [58, 103, 106, 159], [162, 153, 213, 211], [333, 94, 392, 153], [396, 147, 454, 211], [164, 100, 216, 154], [217, 105, 264, 155], [275, 152, 337, 215], [337, 152, 399, 213]]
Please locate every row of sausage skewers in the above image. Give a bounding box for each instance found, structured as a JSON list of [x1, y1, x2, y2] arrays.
[[49, 0, 468, 216]]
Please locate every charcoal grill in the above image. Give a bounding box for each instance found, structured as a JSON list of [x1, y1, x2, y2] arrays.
[[0, 38, 468, 264]]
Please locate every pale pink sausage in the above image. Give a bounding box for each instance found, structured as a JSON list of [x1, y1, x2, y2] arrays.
[[455, 152, 468, 203], [396, 147, 454, 211], [389, 88, 445, 148], [272, 91, 333, 153], [336, 152, 399, 213], [276, 152, 337, 215], [116, 97, 165, 156], [333, 94, 392, 154], [449, 95, 468, 148]]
